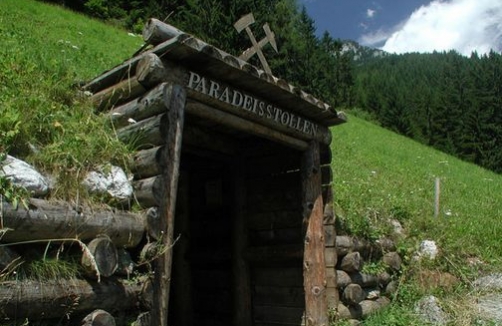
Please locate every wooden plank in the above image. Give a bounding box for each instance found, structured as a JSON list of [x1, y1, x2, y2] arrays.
[[186, 99, 309, 151], [242, 148, 302, 178], [247, 210, 302, 230], [252, 267, 303, 287], [301, 141, 328, 326], [245, 244, 303, 265], [253, 305, 305, 325], [253, 286, 305, 307], [231, 157, 253, 326], [150, 83, 186, 326], [249, 227, 303, 246], [187, 88, 332, 145]]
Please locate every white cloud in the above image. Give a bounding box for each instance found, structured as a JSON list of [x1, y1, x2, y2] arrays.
[[367, 9, 376, 18], [365, 0, 502, 55]]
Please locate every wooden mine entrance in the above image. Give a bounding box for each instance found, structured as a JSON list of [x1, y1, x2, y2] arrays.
[[85, 19, 345, 326], [171, 132, 307, 326]]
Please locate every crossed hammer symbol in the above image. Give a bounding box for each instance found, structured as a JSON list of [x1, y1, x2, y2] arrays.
[[234, 13, 278, 75]]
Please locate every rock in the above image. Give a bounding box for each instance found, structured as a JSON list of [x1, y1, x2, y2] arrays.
[[340, 252, 362, 273], [383, 251, 402, 271], [337, 270, 352, 288], [83, 165, 133, 201], [414, 295, 449, 325], [365, 288, 381, 300], [473, 274, 502, 292], [342, 284, 366, 305], [0, 155, 49, 197], [414, 240, 439, 260], [390, 219, 405, 237], [385, 280, 399, 295], [377, 271, 391, 286], [476, 293, 502, 322]]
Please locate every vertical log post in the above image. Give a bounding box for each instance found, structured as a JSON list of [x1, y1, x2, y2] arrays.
[[302, 141, 328, 326], [232, 157, 253, 326], [150, 83, 186, 326]]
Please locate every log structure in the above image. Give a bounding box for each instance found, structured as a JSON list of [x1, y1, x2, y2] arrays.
[[80, 17, 348, 326], [0, 278, 146, 320]]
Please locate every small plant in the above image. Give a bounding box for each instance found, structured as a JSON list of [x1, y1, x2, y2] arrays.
[[362, 260, 387, 276]]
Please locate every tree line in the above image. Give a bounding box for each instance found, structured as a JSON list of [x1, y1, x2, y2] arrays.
[[38, 0, 502, 174], [39, 0, 354, 109], [354, 50, 502, 173]]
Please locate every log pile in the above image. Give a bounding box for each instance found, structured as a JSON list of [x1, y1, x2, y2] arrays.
[[330, 235, 402, 323], [0, 197, 153, 324]]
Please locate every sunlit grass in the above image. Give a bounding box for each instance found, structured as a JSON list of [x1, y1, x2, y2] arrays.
[[331, 114, 502, 324], [0, 0, 143, 201]]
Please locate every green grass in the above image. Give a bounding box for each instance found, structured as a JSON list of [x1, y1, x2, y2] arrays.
[[332, 115, 502, 265], [331, 114, 502, 324], [0, 0, 143, 200], [3, 1, 502, 324]]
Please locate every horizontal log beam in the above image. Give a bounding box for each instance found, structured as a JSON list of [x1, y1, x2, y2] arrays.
[[143, 18, 184, 45], [186, 99, 309, 151], [187, 89, 332, 145], [0, 278, 145, 320], [0, 199, 144, 248]]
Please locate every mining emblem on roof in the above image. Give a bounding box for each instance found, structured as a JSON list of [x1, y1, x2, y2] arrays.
[[234, 13, 278, 75]]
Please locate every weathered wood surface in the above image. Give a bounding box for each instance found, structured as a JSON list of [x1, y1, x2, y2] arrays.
[[81, 309, 116, 326], [253, 305, 305, 325], [92, 77, 146, 111], [245, 244, 303, 264], [81, 237, 118, 279], [144, 206, 160, 240], [118, 112, 240, 156], [253, 286, 305, 307], [301, 141, 327, 326], [130, 146, 164, 179], [150, 84, 186, 326], [109, 83, 166, 128], [186, 99, 309, 150], [84, 23, 345, 127], [0, 199, 144, 248], [133, 175, 162, 208], [187, 89, 332, 145], [0, 278, 143, 320], [143, 18, 184, 45], [117, 113, 166, 149], [136, 53, 167, 88]]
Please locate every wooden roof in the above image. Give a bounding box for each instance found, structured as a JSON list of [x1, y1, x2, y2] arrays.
[[85, 26, 346, 127]]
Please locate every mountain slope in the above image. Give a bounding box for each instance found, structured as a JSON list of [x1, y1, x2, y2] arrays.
[[2, 1, 502, 324]]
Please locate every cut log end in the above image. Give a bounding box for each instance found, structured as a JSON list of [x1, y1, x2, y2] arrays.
[[81, 309, 116, 326], [82, 237, 118, 278]]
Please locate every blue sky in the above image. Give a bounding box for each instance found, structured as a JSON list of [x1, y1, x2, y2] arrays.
[[300, 0, 502, 55]]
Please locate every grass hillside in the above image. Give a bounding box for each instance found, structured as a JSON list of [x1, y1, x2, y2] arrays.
[[2, 0, 502, 325], [0, 0, 142, 200], [332, 114, 502, 324]]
